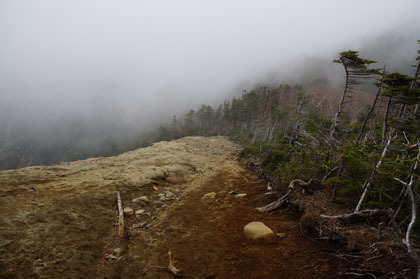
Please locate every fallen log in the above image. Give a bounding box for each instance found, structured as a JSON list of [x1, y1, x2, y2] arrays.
[[256, 179, 308, 212], [320, 209, 391, 224]]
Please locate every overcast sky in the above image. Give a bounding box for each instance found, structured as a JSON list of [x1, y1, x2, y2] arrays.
[[1, 0, 419, 132]]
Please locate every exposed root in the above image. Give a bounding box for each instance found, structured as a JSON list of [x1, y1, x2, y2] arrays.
[[153, 251, 182, 277]]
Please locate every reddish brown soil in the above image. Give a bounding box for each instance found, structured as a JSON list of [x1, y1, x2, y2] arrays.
[[0, 137, 338, 279], [121, 166, 336, 279]]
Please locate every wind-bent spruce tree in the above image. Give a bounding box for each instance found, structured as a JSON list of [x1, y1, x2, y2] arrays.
[[331, 50, 378, 139], [355, 66, 386, 145]]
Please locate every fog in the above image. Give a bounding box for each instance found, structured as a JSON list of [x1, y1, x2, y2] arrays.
[[1, 0, 419, 166]]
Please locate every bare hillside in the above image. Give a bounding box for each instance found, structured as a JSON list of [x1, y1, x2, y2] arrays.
[[0, 136, 335, 279]]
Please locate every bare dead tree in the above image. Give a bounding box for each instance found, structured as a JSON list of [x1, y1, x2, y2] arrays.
[[290, 94, 306, 146], [381, 96, 392, 147], [355, 129, 397, 212], [393, 143, 420, 279]]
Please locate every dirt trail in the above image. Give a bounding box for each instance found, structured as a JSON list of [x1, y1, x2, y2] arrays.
[[0, 136, 335, 279]]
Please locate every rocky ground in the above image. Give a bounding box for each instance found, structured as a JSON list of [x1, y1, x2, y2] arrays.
[[0, 136, 337, 279]]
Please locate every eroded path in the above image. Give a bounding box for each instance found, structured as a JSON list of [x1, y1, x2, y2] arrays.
[[0, 137, 335, 279]]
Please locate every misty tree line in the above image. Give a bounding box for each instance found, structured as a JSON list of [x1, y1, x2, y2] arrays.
[[141, 42, 420, 275], [0, 38, 419, 275]]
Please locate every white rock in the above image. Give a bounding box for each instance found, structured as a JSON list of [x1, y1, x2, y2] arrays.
[[201, 192, 216, 200], [243, 222, 274, 240], [135, 209, 145, 215], [133, 196, 149, 203], [235, 193, 247, 198], [123, 206, 134, 215], [165, 191, 173, 198]]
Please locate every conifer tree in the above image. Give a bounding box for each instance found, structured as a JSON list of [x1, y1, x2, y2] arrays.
[[331, 50, 378, 139]]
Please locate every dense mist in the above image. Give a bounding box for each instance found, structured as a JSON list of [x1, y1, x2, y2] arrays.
[[1, 0, 419, 168]]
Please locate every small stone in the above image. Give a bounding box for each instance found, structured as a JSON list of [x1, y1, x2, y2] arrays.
[[160, 196, 166, 202], [165, 191, 173, 198], [133, 196, 149, 203], [135, 209, 145, 215], [113, 248, 122, 256], [235, 193, 247, 198], [161, 204, 168, 209], [243, 222, 274, 240], [202, 192, 216, 200], [153, 186, 158, 191], [123, 206, 134, 215], [277, 233, 287, 239], [28, 186, 36, 192]]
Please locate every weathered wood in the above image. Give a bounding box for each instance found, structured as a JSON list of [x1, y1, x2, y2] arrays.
[[167, 251, 182, 277], [320, 209, 391, 223], [117, 191, 124, 238], [256, 191, 291, 213], [402, 145, 420, 279], [355, 129, 396, 212], [256, 179, 308, 212]]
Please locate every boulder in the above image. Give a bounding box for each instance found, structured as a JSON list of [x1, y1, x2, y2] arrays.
[[202, 192, 216, 200], [243, 222, 274, 240]]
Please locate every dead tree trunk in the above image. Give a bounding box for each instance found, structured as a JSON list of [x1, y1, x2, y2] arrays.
[[394, 144, 420, 279], [355, 129, 396, 212], [412, 48, 420, 115], [256, 179, 308, 212], [382, 96, 392, 147], [290, 95, 306, 145], [117, 191, 124, 238], [331, 64, 349, 139], [320, 209, 391, 223]]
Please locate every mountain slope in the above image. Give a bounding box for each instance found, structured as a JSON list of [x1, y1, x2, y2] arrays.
[[0, 136, 335, 279]]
